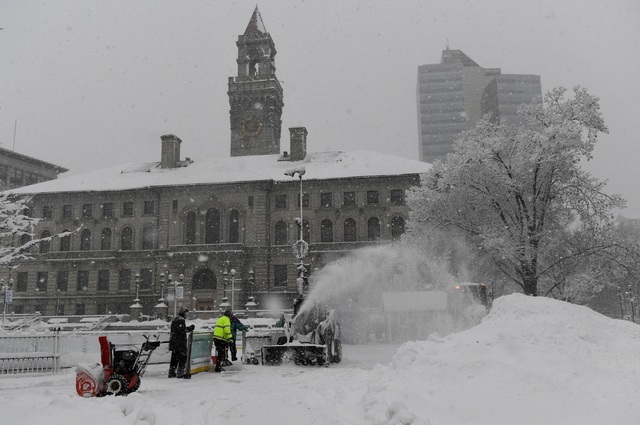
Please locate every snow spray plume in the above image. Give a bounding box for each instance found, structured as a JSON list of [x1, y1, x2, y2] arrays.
[[299, 240, 458, 317]]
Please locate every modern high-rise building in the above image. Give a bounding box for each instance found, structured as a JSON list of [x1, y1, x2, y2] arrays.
[[417, 49, 542, 163]]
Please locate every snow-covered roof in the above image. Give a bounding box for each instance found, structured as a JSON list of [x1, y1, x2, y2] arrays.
[[8, 150, 431, 195]]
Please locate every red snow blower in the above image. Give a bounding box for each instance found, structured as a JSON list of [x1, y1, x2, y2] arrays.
[[76, 335, 161, 397]]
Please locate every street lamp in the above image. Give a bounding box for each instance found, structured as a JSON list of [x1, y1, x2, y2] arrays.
[[222, 261, 230, 301], [285, 167, 308, 316], [1, 278, 13, 329], [134, 273, 141, 304], [55, 288, 63, 316], [168, 273, 185, 318], [230, 269, 236, 312]]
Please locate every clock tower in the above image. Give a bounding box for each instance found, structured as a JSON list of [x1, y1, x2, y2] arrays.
[[229, 7, 284, 157]]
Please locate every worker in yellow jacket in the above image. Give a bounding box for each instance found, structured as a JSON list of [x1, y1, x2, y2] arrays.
[[213, 309, 233, 372]]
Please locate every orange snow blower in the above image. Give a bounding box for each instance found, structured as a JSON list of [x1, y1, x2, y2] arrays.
[[76, 335, 161, 397]]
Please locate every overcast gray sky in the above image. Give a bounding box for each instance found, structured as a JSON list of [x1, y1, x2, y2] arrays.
[[2, 1, 639, 216]]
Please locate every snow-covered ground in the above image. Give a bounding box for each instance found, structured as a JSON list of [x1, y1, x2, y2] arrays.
[[1, 294, 638, 425]]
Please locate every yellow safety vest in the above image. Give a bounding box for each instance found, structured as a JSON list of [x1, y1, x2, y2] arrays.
[[213, 315, 232, 342]]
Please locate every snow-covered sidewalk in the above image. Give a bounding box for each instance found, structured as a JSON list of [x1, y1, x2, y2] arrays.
[[1, 294, 638, 425]]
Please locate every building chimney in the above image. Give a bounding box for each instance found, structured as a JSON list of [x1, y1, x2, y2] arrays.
[[160, 134, 182, 169], [289, 127, 307, 162]]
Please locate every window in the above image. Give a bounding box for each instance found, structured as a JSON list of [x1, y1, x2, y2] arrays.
[[274, 265, 288, 287], [16, 272, 28, 292], [62, 205, 73, 218], [42, 205, 53, 219], [56, 303, 65, 316], [10, 168, 23, 185], [172, 199, 179, 213], [248, 196, 254, 207], [121, 227, 133, 250], [25, 172, 38, 185], [390, 189, 404, 205], [20, 233, 32, 253], [77, 270, 89, 292], [36, 271, 48, 293], [57, 271, 68, 291], [367, 217, 381, 241], [101, 228, 112, 250], [75, 304, 86, 315], [60, 231, 71, 252], [229, 210, 240, 243], [102, 203, 114, 218], [275, 194, 287, 209], [320, 193, 333, 207], [143, 200, 155, 215], [122, 201, 134, 217], [80, 229, 91, 250], [40, 230, 51, 253], [391, 216, 405, 240], [367, 190, 379, 205], [275, 221, 288, 245], [344, 218, 357, 242], [192, 269, 217, 290], [186, 211, 197, 244], [118, 269, 131, 291], [298, 219, 310, 242], [140, 268, 153, 291], [141, 226, 156, 250], [97, 270, 110, 291], [82, 203, 93, 218], [205, 208, 220, 244], [343, 191, 356, 206], [297, 193, 310, 208], [321, 219, 333, 242]]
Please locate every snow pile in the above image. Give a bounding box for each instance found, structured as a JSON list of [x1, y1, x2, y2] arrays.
[[1, 294, 639, 425], [363, 293, 640, 425]]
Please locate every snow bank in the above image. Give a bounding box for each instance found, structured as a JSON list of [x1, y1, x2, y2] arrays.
[[364, 294, 640, 425]]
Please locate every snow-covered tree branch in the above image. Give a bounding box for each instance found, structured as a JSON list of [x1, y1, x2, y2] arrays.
[[407, 87, 627, 297]]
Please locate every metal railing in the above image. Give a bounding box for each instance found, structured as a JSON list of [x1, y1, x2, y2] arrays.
[[0, 330, 61, 374]]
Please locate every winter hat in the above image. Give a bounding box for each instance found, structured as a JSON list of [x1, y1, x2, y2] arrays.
[[224, 309, 233, 317], [179, 307, 189, 318]]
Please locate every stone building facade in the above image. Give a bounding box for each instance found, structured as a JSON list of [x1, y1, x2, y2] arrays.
[[3, 8, 430, 318]]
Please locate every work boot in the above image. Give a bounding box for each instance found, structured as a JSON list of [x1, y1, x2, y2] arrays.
[[182, 373, 191, 379], [231, 356, 238, 361], [214, 367, 225, 373], [168, 369, 176, 378]]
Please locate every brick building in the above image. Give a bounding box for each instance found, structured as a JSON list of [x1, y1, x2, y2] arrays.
[[4, 8, 430, 317]]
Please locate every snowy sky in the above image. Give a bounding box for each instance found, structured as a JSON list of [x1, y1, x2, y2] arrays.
[[1, 1, 639, 216]]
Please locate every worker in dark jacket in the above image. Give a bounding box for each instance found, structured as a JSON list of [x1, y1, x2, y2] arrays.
[[230, 315, 250, 361], [213, 309, 233, 372], [168, 307, 195, 379]]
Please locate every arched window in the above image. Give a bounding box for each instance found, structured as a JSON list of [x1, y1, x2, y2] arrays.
[[320, 219, 333, 243], [80, 229, 92, 251], [60, 230, 71, 252], [205, 208, 220, 244], [367, 217, 380, 241], [275, 221, 288, 245], [192, 268, 217, 290], [40, 230, 51, 253], [101, 228, 112, 250], [229, 209, 240, 243], [20, 233, 32, 253], [344, 218, 357, 242], [391, 216, 405, 240], [121, 227, 133, 251], [141, 225, 156, 250], [186, 211, 197, 244]]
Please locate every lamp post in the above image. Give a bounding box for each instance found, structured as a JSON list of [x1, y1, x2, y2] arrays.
[[55, 288, 63, 316], [285, 167, 308, 316], [628, 283, 635, 323], [1, 278, 13, 329], [230, 269, 236, 312], [618, 286, 625, 318], [168, 273, 185, 318], [134, 273, 141, 304]]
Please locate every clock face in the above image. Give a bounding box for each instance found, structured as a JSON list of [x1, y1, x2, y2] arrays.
[[239, 114, 264, 137]]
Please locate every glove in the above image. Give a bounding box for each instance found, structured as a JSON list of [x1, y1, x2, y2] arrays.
[[187, 325, 195, 332]]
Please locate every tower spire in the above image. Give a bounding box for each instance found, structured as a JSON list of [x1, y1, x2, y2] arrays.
[[244, 6, 267, 37]]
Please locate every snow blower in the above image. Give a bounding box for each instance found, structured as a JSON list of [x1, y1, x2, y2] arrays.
[[75, 334, 161, 397]]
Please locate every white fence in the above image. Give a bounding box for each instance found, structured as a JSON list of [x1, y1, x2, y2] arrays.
[[0, 331, 61, 374]]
